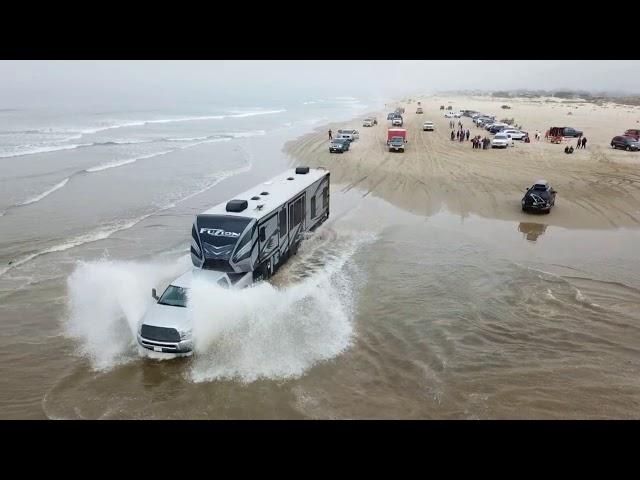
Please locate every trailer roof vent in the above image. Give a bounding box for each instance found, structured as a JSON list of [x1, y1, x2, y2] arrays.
[[251, 196, 260, 200], [287, 177, 294, 181], [226, 199, 248, 212], [260, 191, 269, 195], [295, 166, 310, 174]]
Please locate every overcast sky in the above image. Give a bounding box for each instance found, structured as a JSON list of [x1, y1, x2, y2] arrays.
[[1, 60, 638, 108]]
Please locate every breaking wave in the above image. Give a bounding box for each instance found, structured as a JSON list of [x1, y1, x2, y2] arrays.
[[79, 110, 285, 134], [0, 143, 94, 158], [18, 178, 70, 205]]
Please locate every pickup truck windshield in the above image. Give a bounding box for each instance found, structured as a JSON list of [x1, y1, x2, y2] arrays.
[[158, 285, 188, 307]]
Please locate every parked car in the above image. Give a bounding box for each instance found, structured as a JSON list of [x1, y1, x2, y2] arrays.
[[416, 107, 424, 114], [562, 127, 583, 137], [549, 126, 583, 138], [522, 180, 556, 213], [624, 129, 640, 140], [337, 129, 359, 140], [611, 135, 640, 151], [444, 111, 462, 118], [387, 112, 396, 120], [329, 138, 350, 153], [388, 136, 406, 152], [363, 117, 377, 127], [422, 121, 434, 131], [475, 117, 494, 126], [500, 129, 527, 140], [392, 117, 403, 126], [488, 124, 510, 134], [491, 133, 514, 148]]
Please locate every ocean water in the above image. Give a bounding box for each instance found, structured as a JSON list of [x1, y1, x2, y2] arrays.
[[2, 95, 639, 419]]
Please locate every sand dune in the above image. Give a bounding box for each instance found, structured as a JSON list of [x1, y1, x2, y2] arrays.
[[285, 95, 640, 229]]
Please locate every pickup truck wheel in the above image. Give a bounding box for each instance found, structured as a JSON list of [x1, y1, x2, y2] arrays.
[[626, 146, 631, 151], [611, 143, 615, 149]]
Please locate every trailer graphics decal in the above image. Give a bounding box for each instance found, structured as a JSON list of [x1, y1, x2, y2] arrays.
[[199, 228, 241, 238]]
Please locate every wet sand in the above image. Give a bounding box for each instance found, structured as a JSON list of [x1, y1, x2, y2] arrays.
[[285, 95, 640, 229]]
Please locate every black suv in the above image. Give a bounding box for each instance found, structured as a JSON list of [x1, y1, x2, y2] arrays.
[[611, 135, 640, 151], [522, 180, 556, 213], [329, 138, 350, 153]]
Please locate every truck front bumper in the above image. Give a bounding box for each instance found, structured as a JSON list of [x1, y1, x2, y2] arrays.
[[137, 333, 194, 354]]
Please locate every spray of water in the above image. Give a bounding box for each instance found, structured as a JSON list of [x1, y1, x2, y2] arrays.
[[65, 255, 191, 370], [64, 227, 374, 381], [188, 232, 375, 383]]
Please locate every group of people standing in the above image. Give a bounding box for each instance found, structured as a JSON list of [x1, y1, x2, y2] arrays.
[[472, 136, 491, 149], [450, 128, 470, 142], [576, 136, 588, 149]]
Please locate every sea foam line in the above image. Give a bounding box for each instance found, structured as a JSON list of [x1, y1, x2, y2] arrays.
[[18, 178, 70, 206]]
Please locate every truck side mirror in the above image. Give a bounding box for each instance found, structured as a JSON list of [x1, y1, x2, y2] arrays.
[[152, 288, 159, 300]]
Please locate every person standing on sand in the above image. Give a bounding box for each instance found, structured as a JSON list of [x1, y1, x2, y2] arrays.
[[582, 137, 587, 149], [451, 130, 455, 141], [328, 129, 332, 140], [576, 138, 581, 149], [466, 129, 470, 140]]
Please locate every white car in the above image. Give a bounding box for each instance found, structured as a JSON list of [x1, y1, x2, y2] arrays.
[[362, 118, 376, 127], [501, 129, 527, 140], [491, 133, 514, 148], [392, 117, 403, 126], [338, 129, 359, 140], [444, 111, 462, 118], [422, 121, 435, 131]]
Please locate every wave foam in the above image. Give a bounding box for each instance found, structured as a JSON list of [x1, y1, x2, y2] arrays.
[[0, 143, 93, 158], [80, 110, 285, 134], [18, 178, 70, 206]]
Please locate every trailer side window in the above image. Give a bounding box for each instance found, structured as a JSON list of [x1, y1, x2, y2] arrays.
[[293, 198, 303, 226], [322, 187, 329, 209], [311, 196, 316, 218], [279, 209, 286, 237]]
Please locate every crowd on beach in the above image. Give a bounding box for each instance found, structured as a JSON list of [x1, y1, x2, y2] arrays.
[[449, 120, 493, 149]]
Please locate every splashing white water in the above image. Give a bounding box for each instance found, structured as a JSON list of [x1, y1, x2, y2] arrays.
[[65, 256, 191, 370], [188, 232, 374, 383]]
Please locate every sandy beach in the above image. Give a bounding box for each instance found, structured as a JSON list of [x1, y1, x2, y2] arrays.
[[285, 95, 640, 229]]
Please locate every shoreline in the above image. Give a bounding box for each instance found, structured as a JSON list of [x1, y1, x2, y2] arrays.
[[284, 94, 640, 230]]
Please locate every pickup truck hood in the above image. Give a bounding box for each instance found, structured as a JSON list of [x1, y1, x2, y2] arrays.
[[139, 302, 191, 331]]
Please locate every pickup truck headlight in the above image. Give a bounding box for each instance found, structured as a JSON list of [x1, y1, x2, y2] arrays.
[[179, 329, 192, 341]]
